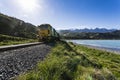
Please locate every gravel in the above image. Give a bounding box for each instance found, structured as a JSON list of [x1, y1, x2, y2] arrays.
[[0, 44, 51, 80]]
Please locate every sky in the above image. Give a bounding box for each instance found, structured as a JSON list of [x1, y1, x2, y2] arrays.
[[0, 0, 120, 30]]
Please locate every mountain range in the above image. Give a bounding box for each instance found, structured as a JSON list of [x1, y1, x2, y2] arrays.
[[60, 28, 117, 33]]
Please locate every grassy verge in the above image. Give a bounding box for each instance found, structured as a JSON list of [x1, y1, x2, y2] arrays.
[[17, 41, 120, 80], [0, 34, 37, 46]]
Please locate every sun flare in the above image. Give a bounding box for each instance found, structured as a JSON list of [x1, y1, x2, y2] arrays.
[[15, 0, 42, 13]]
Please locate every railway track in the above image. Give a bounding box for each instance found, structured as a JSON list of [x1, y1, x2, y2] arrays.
[[0, 42, 43, 52], [0, 42, 52, 80]]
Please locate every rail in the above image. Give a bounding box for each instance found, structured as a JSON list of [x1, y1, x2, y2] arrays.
[[0, 42, 43, 52]]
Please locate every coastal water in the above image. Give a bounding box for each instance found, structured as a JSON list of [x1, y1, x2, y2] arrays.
[[67, 40, 120, 51]]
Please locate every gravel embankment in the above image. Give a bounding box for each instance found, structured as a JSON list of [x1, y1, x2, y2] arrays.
[[0, 44, 51, 80]]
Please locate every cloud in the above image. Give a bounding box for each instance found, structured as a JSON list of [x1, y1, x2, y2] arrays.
[[0, 3, 2, 8]]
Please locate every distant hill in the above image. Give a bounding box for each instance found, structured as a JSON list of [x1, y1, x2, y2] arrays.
[[59, 29, 120, 39], [0, 13, 37, 39]]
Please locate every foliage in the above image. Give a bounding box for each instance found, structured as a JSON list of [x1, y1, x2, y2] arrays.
[[17, 41, 120, 80], [0, 13, 37, 39], [0, 34, 37, 46], [60, 30, 120, 39]]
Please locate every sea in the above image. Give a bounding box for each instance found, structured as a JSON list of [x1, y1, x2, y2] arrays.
[[67, 40, 120, 53]]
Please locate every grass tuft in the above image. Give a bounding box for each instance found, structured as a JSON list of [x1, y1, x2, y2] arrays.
[[17, 41, 120, 80], [0, 34, 37, 46]]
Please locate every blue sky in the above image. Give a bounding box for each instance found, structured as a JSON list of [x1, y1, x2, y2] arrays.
[[0, 0, 120, 29]]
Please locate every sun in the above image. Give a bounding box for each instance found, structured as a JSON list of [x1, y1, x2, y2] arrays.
[[15, 0, 41, 13]]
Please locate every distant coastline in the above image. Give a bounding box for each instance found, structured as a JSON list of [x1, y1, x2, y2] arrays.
[[65, 39, 120, 40], [67, 40, 120, 54], [82, 44, 120, 54]]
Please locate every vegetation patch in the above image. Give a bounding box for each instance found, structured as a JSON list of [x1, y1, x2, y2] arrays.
[[0, 13, 37, 39], [0, 34, 37, 46], [17, 41, 120, 80], [60, 30, 120, 39]]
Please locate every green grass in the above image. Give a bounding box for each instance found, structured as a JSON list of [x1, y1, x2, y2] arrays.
[[17, 41, 120, 80], [0, 34, 37, 46]]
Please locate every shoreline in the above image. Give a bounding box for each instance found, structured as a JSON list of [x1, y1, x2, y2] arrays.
[[73, 43, 120, 54]]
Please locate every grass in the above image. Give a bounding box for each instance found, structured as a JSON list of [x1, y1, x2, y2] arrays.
[[16, 41, 120, 80], [0, 34, 37, 46]]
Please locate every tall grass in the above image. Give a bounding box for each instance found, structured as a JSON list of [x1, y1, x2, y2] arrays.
[[70, 42, 120, 79], [0, 34, 37, 46], [17, 41, 120, 80]]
